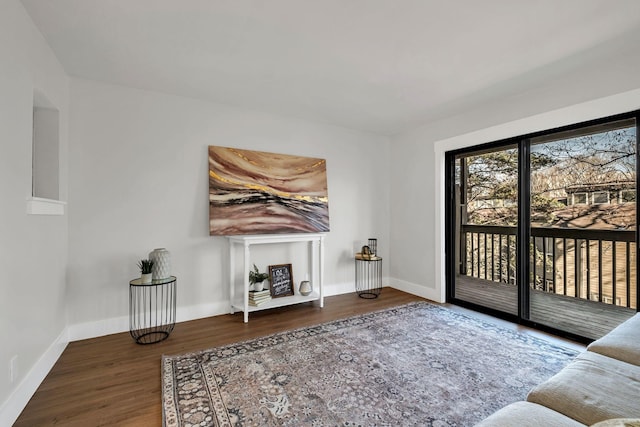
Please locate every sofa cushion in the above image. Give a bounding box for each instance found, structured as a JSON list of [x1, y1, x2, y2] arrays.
[[474, 401, 585, 427], [588, 313, 640, 366], [590, 419, 640, 427], [527, 351, 640, 425]]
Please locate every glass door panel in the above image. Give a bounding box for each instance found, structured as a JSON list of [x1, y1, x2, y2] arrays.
[[528, 118, 637, 339], [452, 145, 519, 315]]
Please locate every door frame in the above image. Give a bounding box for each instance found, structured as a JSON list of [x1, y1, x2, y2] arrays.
[[444, 110, 640, 343]]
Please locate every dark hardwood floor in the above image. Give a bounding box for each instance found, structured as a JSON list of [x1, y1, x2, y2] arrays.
[[13, 288, 584, 426]]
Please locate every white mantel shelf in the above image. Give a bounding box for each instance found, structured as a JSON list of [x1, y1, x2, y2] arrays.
[[227, 233, 326, 322]]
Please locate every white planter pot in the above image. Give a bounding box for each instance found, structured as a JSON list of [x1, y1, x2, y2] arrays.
[[149, 248, 171, 280], [140, 273, 152, 284]]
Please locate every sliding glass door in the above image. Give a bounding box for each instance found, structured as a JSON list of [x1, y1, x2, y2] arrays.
[[450, 144, 519, 316], [528, 118, 637, 339], [446, 112, 639, 341]]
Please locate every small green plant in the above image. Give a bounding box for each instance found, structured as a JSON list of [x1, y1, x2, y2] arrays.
[[249, 264, 269, 284], [137, 259, 154, 274]]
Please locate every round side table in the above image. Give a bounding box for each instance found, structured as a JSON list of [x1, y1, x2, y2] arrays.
[[355, 257, 382, 298], [129, 276, 176, 344]]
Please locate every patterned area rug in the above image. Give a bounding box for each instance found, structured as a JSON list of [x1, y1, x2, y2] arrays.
[[162, 302, 578, 426]]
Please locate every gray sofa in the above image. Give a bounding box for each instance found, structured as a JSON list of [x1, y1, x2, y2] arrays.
[[476, 314, 640, 426]]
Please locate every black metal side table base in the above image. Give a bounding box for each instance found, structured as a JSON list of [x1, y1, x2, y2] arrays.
[[132, 330, 170, 345], [355, 257, 382, 299], [129, 276, 177, 344], [358, 291, 380, 299]]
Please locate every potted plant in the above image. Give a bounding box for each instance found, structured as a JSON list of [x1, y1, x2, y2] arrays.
[[249, 263, 269, 291], [137, 259, 154, 284]]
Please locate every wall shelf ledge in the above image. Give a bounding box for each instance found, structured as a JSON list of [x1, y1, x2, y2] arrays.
[[26, 197, 66, 215]]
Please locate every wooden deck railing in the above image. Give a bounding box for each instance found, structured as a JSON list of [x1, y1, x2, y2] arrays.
[[460, 224, 637, 309]]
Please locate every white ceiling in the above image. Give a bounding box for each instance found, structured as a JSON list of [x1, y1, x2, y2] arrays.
[[20, 0, 640, 135]]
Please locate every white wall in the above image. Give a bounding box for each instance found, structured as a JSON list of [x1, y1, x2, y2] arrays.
[[67, 78, 391, 338], [0, 0, 69, 424]]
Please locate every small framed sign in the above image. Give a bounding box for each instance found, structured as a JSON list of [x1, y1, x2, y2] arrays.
[[268, 264, 294, 298]]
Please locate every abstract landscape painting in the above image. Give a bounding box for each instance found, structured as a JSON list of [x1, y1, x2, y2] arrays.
[[209, 146, 330, 235]]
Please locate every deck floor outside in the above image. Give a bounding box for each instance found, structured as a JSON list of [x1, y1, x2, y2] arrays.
[[455, 275, 635, 340]]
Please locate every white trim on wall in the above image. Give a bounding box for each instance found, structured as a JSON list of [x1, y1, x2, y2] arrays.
[[26, 197, 66, 215], [66, 302, 230, 342], [65, 282, 362, 342], [0, 329, 68, 427], [389, 278, 444, 303]]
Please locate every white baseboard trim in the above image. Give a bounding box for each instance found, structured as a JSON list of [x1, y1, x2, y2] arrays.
[[0, 328, 69, 427], [388, 277, 445, 303], [176, 301, 231, 323], [67, 301, 232, 342], [67, 315, 129, 342], [66, 282, 363, 343], [323, 280, 359, 297]]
